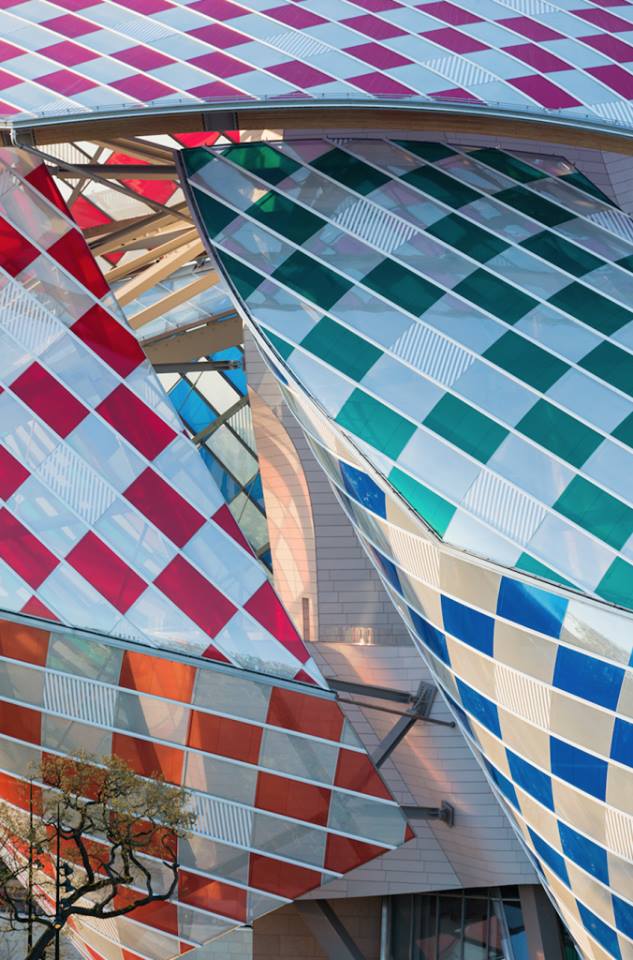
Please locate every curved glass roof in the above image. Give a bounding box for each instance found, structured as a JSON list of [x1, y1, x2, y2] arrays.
[[1, 0, 633, 130], [183, 137, 633, 611]]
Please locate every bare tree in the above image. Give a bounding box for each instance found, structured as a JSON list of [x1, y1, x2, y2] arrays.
[[0, 754, 195, 960]]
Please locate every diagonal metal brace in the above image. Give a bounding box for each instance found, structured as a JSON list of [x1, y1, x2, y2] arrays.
[[371, 680, 437, 768]]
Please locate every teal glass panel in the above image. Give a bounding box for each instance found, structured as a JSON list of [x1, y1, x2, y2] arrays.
[[549, 283, 632, 336], [362, 259, 443, 317], [579, 341, 633, 397], [517, 400, 603, 468], [554, 476, 633, 550], [484, 331, 569, 392], [222, 143, 301, 185], [247, 190, 325, 245], [453, 269, 538, 324], [301, 317, 382, 381], [495, 187, 574, 227], [427, 213, 508, 263], [272, 251, 352, 310], [470, 148, 546, 183], [395, 141, 457, 162], [596, 558, 633, 607], [217, 251, 263, 301], [516, 553, 575, 588], [423, 394, 508, 463], [192, 188, 237, 238], [521, 231, 603, 277], [389, 467, 456, 536], [402, 166, 479, 208], [336, 390, 416, 460], [310, 147, 389, 195]]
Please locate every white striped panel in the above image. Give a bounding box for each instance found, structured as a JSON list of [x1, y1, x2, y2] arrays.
[[332, 199, 418, 255], [192, 793, 253, 847], [43, 672, 117, 728], [229, 403, 256, 450], [422, 57, 494, 89], [37, 442, 116, 525], [605, 806, 633, 861], [495, 663, 551, 728], [495, 0, 556, 13], [0, 282, 62, 354], [268, 31, 331, 58], [386, 524, 441, 588], [390, 322, 474, 387], [462, 470, 547, 547], [587, 207, 633, 244]]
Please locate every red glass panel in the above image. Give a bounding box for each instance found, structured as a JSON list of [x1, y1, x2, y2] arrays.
[[0, 214, 39, 276], [178, 872, 247, 922], [10, 362, 88, 438], [154, 555, 236, 638], [112, 732, 184, 784], [266, 687, 343, 742], [0, 699, 41, 744], [71, 303, 145, 378], [65, 531, 147, 613], [119, 649, 195, 702], [334, 749, 392, 800], [324, 834, 387, 873], [249, 852, 321, 898], [47, 227, 109, 298], [255, 771, 330, 826], [97, 384, 176, 460], [188, 711, 262, 764], [0, 445, 30, 499], [0, 619, 49, 665], [123, 467, 205, 547], [0, 508, 58, 588], [244, 581, 309, 663]]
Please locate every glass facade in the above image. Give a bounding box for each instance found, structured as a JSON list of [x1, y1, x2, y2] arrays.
[[186, 140, 633, 960], [390, 887, 582, 960]]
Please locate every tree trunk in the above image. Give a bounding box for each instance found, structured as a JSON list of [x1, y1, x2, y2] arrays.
[[26, 923, 58, 960]]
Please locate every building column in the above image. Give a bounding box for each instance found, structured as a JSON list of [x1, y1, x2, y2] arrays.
[[519, 885, 565, 960]]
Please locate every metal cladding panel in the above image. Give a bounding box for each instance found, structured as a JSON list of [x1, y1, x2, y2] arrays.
[[184, 140, 633, 960], [0, 1, 633, 129], [0, 613, 410, 960], [0, 145, 324, 687]]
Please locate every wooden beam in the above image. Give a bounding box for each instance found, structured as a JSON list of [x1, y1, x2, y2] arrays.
[[52, 163, 177, 180], [127, 271, 218, 328], [103, 227, 198, 283], [94, 138, 175, 164], [115, 235, 206, 306], [90, 204, 190, 257], [143, 313, 242, 363], [23, 105, 633, 155]]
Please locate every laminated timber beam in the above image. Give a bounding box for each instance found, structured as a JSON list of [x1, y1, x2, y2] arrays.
[[8, 104, 633, 155], [115, 235, 206, 307], [127, 271, 219, 330], [143, 312, 243, 363], [103, 227, 199, 283], [52, 163, 178, 180]]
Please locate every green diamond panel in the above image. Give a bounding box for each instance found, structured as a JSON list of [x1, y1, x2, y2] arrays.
[[336, 390, 416, 460], [484, 331, 569, 392], [272, 251, 353, 311], [402, 166, 479, 209], [470, 148, 547, 184], [423, 394, 508, 463], [579, 341, 633, 396], [310, 147, 390, 196], [362, 259, 443, 317], [301, 317, 382, 381], [427, 214, 509, 263], [554, 476, 633, 551], [495, 187, 574, 227], [549, 283, 632, 336], [389, 467, 456, 536], [247, 191, 325, 245], [222, 143, 301, 185], [521, 232, 603, 278], [453, 269, 538, 324], [517, 400, 603, 468]]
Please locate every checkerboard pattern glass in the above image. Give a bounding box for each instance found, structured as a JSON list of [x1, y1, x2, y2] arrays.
[[0, 144, 322, 686], [0, 147, 411, 960], [185, 139, 633, 960], [0, 0, 633, 128], [0, 614, 411, 960]]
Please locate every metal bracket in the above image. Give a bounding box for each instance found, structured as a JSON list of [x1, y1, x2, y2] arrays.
[[202, 110, 239, 132], [401, 801, 455, 827], [370, 680, 437, 768]]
